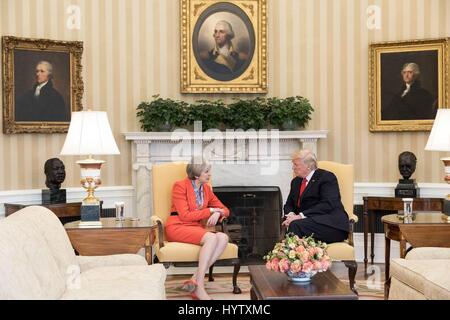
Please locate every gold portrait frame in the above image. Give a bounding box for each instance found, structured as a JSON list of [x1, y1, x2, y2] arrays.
[[369, 38, 449, 132], [2, 36, 84, 134], [181, 0, 267, 93]]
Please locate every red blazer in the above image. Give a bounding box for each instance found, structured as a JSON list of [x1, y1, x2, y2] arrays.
[[165, 177, 230, 228]]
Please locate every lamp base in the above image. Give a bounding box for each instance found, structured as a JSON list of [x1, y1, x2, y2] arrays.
[[444, 198, 450, 216], [80, 203, 101, 226]]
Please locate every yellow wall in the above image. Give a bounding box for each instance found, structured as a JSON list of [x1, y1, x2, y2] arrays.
[[0, 0, 449, 190]]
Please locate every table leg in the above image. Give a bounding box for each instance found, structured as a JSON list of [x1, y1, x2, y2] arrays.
[[400, 236, 407, 259], [363, 207, 368, 269], [250, 287, 257, 300], [384, 235, 391, 299], [370, 210, 375, 264], [145, 236, 152, 265]]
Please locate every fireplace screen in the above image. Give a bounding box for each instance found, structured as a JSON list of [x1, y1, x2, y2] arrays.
[[213, 186, 282, 265]]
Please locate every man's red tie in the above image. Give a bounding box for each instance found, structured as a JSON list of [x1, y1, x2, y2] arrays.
[[297, 178, 308, 207]]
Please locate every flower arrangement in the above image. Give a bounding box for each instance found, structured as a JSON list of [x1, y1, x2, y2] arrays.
[[263, 233, 331, 281]]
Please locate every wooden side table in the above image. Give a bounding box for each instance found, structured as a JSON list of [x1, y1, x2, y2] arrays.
[[381, 212, 450, 299], [363, 196, 443, 268], [5, 202, 82, 218], [64, 218, 156, 264]]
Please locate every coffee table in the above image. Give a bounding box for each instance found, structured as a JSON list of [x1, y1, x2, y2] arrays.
[[249, 265, 358, 300]]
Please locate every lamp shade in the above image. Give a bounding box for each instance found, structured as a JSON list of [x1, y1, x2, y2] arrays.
[[60, 111, 120, 156], [425, 109, 450, 152]]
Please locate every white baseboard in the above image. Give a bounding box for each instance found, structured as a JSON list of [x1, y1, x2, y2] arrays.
[[0, 186, 135, 219], [354, 182, 449, 205]]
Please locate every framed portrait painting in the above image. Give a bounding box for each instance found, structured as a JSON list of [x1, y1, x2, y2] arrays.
[[2, 36, 83, 134], [181, 0, 267, 93], [369, 38, 449, 132]]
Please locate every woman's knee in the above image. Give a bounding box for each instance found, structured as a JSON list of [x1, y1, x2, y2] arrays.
[[200, 232, 218, 245], [217, 232, 229, 244]]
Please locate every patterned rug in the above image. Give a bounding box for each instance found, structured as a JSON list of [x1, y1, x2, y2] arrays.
[[165, 273, 384, 300]]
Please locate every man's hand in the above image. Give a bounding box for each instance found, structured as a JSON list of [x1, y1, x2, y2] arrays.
[[282, 213, 303, 228], [206, 212, 221, 226]]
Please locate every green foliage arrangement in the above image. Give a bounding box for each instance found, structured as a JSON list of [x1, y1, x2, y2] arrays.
[[187, 100, 227, 131], [136, 95, 188, 131], [136, 95, 314, 132], [267, 96, 314, 130]]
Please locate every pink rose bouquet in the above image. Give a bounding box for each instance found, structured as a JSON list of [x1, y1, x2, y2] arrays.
[[263, 233, 331, 279]]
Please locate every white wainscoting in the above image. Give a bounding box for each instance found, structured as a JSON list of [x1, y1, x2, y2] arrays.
[[1, 182, 447, 263], [0, 186, 135, 219]]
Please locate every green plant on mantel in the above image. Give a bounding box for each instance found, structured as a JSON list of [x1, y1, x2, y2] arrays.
[[136, 95, 314, 132], [187, 99, 227, 131], [136, 95, 188, 131], [266, 96, 314, 130], [225, 98, 267, 130]]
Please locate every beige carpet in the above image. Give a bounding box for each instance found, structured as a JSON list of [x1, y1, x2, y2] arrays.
[[165, 273, 384, 300]]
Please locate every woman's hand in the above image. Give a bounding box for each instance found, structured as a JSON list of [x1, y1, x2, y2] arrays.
[[212, 208, 225, 216], [206, 211, 221, 226]]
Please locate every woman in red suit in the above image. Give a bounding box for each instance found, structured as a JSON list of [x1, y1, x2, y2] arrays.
[[165, 158, 230, 300]]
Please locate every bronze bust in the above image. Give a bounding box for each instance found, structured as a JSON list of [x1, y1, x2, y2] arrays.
[[395, 151, 419, 198], [44, 158, 66, 190], [398, 151, 417, 180], [43, 158, 66, 203]]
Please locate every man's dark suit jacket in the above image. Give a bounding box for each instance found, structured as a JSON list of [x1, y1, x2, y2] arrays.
[[283, 168, 349, 232], [15, 80, 68, 122]]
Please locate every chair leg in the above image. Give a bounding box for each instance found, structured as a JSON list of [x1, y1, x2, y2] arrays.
[[343, 260, 358, 295], [232, 259, 242, 294], [208, 265, 214, 282]]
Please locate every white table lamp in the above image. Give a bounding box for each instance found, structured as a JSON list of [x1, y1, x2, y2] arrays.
[[60, 110, 120, 226], [425, 109, 450, 215]]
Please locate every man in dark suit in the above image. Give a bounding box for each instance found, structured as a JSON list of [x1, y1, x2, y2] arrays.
[[282, 149, 349, 243], [383, 62, 437, 120], [15, 60, 68, 122]]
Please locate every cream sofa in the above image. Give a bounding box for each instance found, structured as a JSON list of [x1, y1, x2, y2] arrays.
[[0, 206, 167, 300], [389, 247, 450, 300]]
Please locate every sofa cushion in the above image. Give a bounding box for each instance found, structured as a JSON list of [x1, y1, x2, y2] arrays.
[[61, 264, 167, 300], [156, 241, 238, 262], [406, 247, 450, 260], [0, 210, 66, 299], [76, 254, 148, 272], [391, 258, 450, 300]]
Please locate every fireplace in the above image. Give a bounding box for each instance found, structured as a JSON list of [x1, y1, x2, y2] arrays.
[[124, 131, 327, 220], [213, 186, 282, 265]]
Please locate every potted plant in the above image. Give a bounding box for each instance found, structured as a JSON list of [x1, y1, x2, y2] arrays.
[[225, 98, 266, 130], [266, 96, 314, 130], [136, 95, 188, 132], [187, 100, 227, 131]]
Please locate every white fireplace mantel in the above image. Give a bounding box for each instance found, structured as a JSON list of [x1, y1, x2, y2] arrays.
[[124, 130, 328, 220]]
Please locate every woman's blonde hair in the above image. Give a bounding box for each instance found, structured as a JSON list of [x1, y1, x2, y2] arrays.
[[186, 156, 211, 180]]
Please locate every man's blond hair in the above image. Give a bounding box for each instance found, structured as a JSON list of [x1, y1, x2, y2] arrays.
[[291, 149, 318, 170]]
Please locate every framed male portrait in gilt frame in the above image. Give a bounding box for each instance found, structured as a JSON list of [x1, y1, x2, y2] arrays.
[[2, 36, 83, 134], [369, 38, 449, 132], [181, 0, 267, 93]]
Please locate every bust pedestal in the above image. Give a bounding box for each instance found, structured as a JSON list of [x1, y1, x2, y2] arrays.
[[395, 179, 419, 198], [42, 189, 66, 204]]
